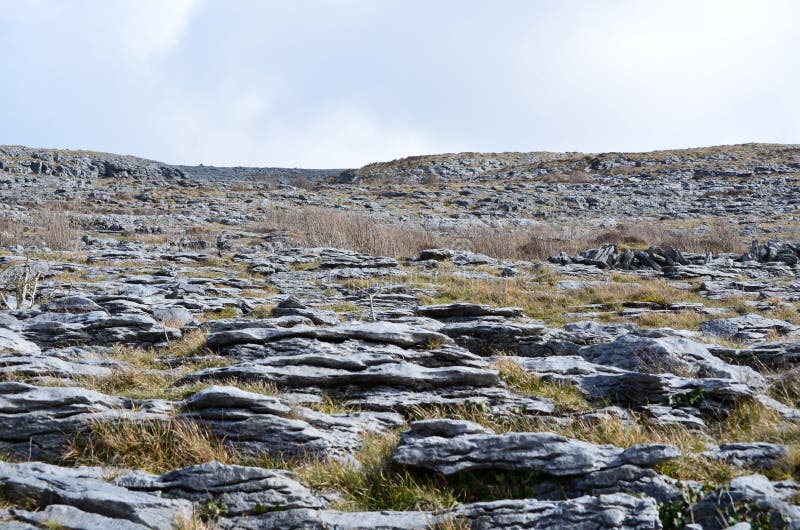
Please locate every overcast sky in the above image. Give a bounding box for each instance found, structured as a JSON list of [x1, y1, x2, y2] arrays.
[[0, 1, 798, 167]]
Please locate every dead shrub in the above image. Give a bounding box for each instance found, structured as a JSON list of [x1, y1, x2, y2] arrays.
[[285, 173, 319, 190], [251, 206, 743, 261], [584, 221, 741, 254], [0, 213, 24, 247], [30, 207, 81, 251], [515, 224, 589, 260], [255, 206, 441, 257], [771, 368, 800, 408]]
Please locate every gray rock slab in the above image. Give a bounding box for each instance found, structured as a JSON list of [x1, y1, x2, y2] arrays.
[[115, 461, 327, 515], [218, 493, 660, 530], [0, 461, 193, 529], [11, 505, 150, 530], [392, 419, 679, 476]]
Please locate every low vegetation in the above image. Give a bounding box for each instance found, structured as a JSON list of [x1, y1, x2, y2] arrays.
[[63, 417, 236, 474], [0, 205, 80, 251], [493, 357, 590, 412], [252, 205, 745, 261]]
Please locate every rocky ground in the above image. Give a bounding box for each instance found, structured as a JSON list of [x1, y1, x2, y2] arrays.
[[2, 144, 800, 529]]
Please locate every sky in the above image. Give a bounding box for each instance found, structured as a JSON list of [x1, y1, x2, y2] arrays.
[[0, 0, 798, 168]]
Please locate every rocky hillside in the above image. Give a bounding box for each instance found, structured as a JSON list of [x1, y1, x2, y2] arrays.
[[343, 143, 800, 182], [3, 143, 800, 237], [1, 144, 800, 528]]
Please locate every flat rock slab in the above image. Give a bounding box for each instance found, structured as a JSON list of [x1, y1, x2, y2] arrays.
[[179, 385, 403, 459], [0, 382, 137, 459], [416, 303, 523, 319], [507, 355, 797, 419], [392, 419, 679, 476], [218, 493, 660, 530], [115, 461, 328, 515], [21, 311, 180, 347], [692, 474, 800, 530], [0, 328, 40, 354], [702, 443, 788, 470], [579, 334, 765, 389], [177, 359, 500, 393], [207, 321, 453, 350], [0, 461, 193, 529], [338, 386, 554, 415], [9, 505, 150, 530], [699, 313, 800, 341]]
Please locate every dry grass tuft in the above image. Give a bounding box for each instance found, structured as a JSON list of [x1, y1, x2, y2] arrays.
[[493, 358, 589, 412], [0, 206, 80, 251], [32, 207, 81, 251], [770, 368, 800, 409], [254, 206, 440, 258], [166, 329, 211, 358], [63, 417, 236, 473], [430, 516, 472, 530], [416, 272, 709, 325], [276, 432, 458, 512], [406, 403, 537, 433], [635, 310, 715, 330], [586, 220, 742, 254], [173, 513, 215, 530], [250, 205, 746, 260]]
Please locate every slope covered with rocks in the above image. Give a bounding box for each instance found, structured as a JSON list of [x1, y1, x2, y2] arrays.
[[1, 144, 800, 529]]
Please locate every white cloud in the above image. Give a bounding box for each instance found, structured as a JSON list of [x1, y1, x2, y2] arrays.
[[264, 104, 433, 168], [142, 91, 432, 167], [0, 0, 798, 166], [88, 0, 201, 63], [121, 0, 200, 62]]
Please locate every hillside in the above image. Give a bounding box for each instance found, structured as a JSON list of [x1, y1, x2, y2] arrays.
[[1, 144, 800, 528]]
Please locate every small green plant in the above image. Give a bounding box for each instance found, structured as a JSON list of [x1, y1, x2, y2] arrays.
[[200, 499, 228, 521], [446, 469, 545, 503], [668, 387, 705, 408], [299, 432, 457, 511], [423, 336, 447, 350], [658, 481, 704, 530], [721, 500, 788, 530]]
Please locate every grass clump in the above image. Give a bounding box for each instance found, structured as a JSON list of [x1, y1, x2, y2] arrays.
[[303, 395, 359, 415], [75, 370, 176, 400], [322, 301, 362, 313], [493, 358, 589, 412], [416, 272, 711, 326], [770, 368, 800, 409], [165, 329, 211, 358], [248, 304, 277, 319], [710, 400, 800, 445], [406, 403, 536, 433], [656, 455, 744, 487], [63, 417, 236, 474], [173, 513, 214, 530], [430, 517, 472, 530], [296, 432, 457, 511], [635, 310, 715, 330], [199, 307, 241, 320]]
